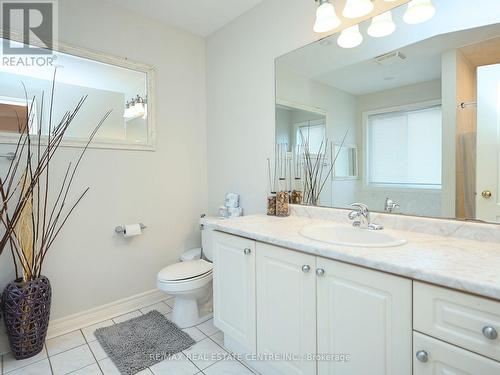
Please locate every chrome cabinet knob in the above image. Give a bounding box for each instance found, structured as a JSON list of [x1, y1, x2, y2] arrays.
[[316, 268, 325, 277], [243, 248, 251, 255], [483, 326, 498, 340], [416, 350, 428, 363], [302, 265, 311, 273]]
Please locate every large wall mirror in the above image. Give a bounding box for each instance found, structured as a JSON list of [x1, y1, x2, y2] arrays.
[[275, 1, 500, 224], [0, 35, 155, 150]]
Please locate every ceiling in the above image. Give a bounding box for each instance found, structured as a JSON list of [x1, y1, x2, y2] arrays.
[[103, 0, 265, 37], [317, 24, 500, 95]]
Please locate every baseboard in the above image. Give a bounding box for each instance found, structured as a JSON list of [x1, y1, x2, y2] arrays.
[[47, 289, 166, 340]]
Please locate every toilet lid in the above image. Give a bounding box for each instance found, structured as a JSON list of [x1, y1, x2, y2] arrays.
[[158, 260, 213, 281]]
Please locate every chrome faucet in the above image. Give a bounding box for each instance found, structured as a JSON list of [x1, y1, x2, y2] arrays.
[[384, 198, 400, 213], [348, 203, 383, 230]]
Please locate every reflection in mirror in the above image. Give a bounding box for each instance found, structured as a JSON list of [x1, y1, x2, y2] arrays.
[[0, 38, 153, 149], [275, 6, 500, 223], [334, 145, 358, 180]]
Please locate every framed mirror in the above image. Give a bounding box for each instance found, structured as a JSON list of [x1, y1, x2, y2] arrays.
[[275, 1, 500, 224], [0, 33, 155, 150]]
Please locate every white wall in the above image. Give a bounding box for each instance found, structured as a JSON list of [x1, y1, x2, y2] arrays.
[[0, 0, 206, 331], [207, 0, 319, 214]]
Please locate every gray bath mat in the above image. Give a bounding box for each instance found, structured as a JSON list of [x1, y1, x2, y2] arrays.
[[95, 310, 195, 375]]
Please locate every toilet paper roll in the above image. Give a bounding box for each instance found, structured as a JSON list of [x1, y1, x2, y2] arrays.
[[124, 224, 142, 238]]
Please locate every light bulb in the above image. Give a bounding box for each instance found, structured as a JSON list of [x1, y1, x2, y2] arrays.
[[337, 25, 363, 48], [343, 0, 374, 19], [313, 1, 341, 33], [367, 11, 396, 37], [403, 0, 436, 24], [124, 102, 132, 119], [135, 102, 145, 118]]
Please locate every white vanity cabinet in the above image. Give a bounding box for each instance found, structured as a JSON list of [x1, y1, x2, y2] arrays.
[[316, 258, 412, 375], [212, 232, 500, 375], [213, 232, 413, 375], [212, 232, 256, 353], [256, 243, 317, 375]]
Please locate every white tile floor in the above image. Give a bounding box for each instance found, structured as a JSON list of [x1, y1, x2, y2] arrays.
[[0, 298, 258, 375]]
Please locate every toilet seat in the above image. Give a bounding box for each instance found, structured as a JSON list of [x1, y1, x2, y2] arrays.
[[158, 259, 213, 282]]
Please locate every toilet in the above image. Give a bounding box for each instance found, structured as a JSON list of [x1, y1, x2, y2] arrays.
[[157, 217, 216, 328]]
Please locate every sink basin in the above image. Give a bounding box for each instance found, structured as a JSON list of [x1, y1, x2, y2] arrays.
[[299, 223, 407, 248]]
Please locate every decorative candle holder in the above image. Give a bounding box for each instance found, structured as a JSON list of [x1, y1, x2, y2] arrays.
[[276, 191, 289, 217], [267, 194, 277, 216], [291, 190, 303, 205]]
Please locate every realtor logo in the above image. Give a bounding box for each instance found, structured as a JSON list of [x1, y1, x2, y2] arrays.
[[2, 0, 57, 55]]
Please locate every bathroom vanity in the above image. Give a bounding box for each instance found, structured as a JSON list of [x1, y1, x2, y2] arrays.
[[212, 206, 500, 375]]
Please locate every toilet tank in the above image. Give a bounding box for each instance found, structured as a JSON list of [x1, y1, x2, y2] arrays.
[[200, 217, 219, 262]]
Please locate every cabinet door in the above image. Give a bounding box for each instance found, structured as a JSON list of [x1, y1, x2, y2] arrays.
[[256, 243, 317, 375], [414, 332, 500, 374], [317, 258, 412, 375], [213, 232, 256, 353]]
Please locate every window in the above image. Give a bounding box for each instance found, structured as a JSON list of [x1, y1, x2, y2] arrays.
[[366, 104, 442, 189], [295, 120, 326, 155]]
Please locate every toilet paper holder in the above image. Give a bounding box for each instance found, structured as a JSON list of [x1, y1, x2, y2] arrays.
[[115, 223, 147, 235]]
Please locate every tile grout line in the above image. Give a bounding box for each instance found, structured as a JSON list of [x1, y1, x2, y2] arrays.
[[195, 333, 231, 373], [47, 343, 88, 361], [3, 348, 49, 375], [66, 362, 101, 375], [81, 328, 104, 375], [205, 333, 258, 374], [184, 325, 210, 372], [45, 345, 55, 375]]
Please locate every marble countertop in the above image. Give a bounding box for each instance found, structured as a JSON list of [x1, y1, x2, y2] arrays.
[[215, 214, 500, 300]]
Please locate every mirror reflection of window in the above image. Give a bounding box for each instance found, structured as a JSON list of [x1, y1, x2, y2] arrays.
[[296, 121, 326, 155], [334, 146, 358, 180], [366, 105, 442, 189], [0, 37, 152, 149], [0, 98, 28, 133]]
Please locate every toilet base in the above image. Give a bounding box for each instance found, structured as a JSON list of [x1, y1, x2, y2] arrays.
[[171, 296, 213, 328]]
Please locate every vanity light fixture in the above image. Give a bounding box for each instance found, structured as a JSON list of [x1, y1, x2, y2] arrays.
[[403, 0, 436, 24], [124, 95, 147, 120], [367, 11, 396, 37], [343, 0, 374, 19], [313, 0, 341, 33], [337, 25, 363, 48]]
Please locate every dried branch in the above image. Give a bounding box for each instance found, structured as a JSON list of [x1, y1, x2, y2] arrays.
[[0, 75, 110, 282]]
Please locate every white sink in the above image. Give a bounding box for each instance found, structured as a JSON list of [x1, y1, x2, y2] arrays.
[[299, 223, 407, 248]]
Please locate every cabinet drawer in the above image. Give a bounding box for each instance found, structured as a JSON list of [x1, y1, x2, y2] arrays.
[[414, 332, 500, 374], [414, 282, 500, 361]]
